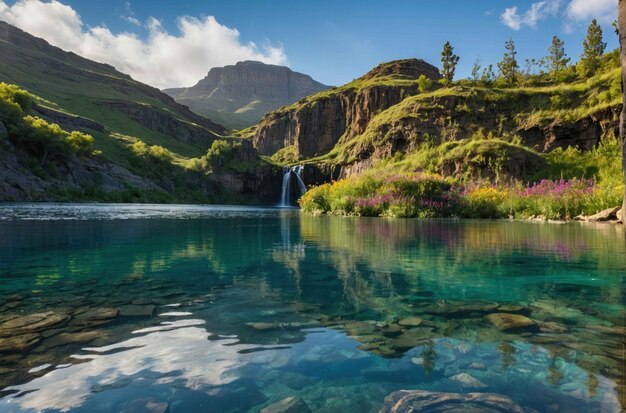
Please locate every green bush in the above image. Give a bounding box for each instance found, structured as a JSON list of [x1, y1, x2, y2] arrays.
[[67, 131, 95, 157], [1, 83, 94, 161], [417, 75, 433, 93]]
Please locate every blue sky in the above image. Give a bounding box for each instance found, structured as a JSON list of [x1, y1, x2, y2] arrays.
[[0, 0, 618, 88]]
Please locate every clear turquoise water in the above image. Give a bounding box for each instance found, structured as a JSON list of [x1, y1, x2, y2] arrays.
[[0, 203, 624, 412]]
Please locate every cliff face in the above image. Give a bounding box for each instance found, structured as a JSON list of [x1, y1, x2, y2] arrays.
[[164, 61, 330, 129], [253, 56, 621, 180], [344, 92, 620, 163], [253, 59, 442, 157]]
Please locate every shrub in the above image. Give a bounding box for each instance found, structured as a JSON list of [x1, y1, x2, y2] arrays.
[[67, 131, 95, 157], [417, 75, 433, 93], [461, 187, 508, 218], [131, 141, 173, 163], [0, 82, 33, 126], [205, 139, 242, 170], [148, 145, 174, 163], [1, 83, 94, 161]]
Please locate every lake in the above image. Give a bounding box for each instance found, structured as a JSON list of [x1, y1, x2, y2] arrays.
[[0, 204, 624, 412]]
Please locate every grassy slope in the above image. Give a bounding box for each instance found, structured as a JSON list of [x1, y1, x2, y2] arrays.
[[261, 51, 620, 171], [0, 22, 225, 162]]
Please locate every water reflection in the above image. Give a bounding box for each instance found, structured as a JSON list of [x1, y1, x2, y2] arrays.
[[0, 205, 624, 412]]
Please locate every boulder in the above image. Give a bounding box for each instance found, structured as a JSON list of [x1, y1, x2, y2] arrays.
[[261, 397, 312, 413], [617, 208, 623, 223], [485, 313, 537, 332], [378, 390, 539, 413], [575, 206, 621, 222]]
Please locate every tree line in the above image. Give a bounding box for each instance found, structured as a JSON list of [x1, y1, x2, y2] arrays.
[[440, 19, 608, 86]]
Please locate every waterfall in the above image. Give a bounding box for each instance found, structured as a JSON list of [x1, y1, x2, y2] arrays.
[[280, 166, 291, 207], [293, 165, 307, 195], [280, 165, 307, 207]]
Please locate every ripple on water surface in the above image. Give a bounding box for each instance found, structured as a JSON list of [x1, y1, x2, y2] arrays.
[[0, 204, 624, 412]]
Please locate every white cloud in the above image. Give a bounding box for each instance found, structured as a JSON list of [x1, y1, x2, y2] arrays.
[[121, 1, 141, 26], [566, 0, 615, 24], [501, 6, 522, 30], [500, 0, 562, 30], [122, 15, 140, 26], [0, 0, 288, 89]]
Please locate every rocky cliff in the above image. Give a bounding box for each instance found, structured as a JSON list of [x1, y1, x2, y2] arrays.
[[340, 90, 620, 164], [253, 56, 621, 181], [253, 59, 442, 158], [164, 61, 330, 129]]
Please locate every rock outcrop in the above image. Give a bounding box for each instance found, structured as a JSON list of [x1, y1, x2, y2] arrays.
[[0, 146, 159, 201], [253, 59, 442, 157], [164, 61, 330, 129], [378, 390, 539, 413], [343, 92, 619, 164], [0, 121, 8, 140], [253, 57, 620, 181], [99, 101, 220, 147]]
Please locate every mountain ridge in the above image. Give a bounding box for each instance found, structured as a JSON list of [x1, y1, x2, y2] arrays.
[[0, 20, 226, 150], [163, 60, 330, 129]]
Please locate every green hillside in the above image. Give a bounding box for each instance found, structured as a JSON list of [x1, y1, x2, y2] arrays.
[[0, 21, 225, 161], [0, 22, 279, 204]]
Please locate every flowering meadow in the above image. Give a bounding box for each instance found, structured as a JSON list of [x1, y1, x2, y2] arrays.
[[300, 174, 622, 220], [300, 132, 623, 220]]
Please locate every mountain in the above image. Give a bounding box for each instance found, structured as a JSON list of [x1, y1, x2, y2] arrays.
[[252, 58, 442, 158], [0, 21, 281, 203], [163, 61, 330, 130], [0, 21, 225, 155]]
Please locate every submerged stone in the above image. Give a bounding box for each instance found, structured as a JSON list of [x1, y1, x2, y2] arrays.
[[378, 390, 539, 413], [449, 372, 488, 388], [0, 333, 41, 352], [467, 362, 487, 370], [497, 304, 526, 313], [43, 330, 102, 348], [71, 308, 119, 328], [119, 305, 155, 317], [0, 312, 68, 337], [248, 322, 279, 330], [379, 324, 403, 337], [538, 321, 568, 334], [397, 317, 423, 327], [260, 396, 312, 413], [485, 313, 537, 332]]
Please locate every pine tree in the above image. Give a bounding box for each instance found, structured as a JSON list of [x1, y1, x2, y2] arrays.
[[547, 36, 570, 80], [480, 65, 496, 84], [441, 41, 460, 84], [481, 64, 496, 83], [498, 39, 519, 84], [580, 19, 607, 76], [470, 56, 481, 81]]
